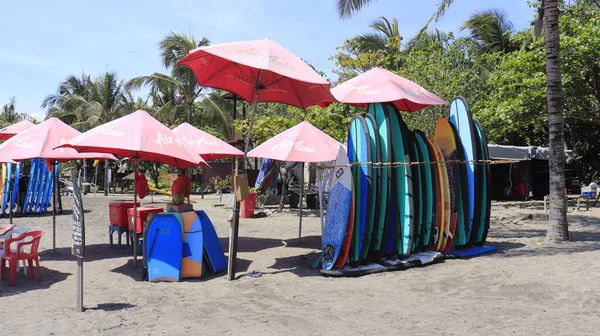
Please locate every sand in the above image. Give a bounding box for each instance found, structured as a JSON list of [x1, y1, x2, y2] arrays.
[[1, 193, 600, 335]]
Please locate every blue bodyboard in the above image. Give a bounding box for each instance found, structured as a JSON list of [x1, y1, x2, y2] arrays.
[[195, 210, 227, 273]]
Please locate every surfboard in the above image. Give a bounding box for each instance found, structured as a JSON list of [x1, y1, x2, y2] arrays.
[[367, 103, 391, 259], [427, 138, 442, 249], [28, 159, 42, 213], [362, 112, 381, 261], [2, 163, 13, 215], [473, 119, 491, 246], [322, 147, 353, 271], [23, 160, 35, 214], [0, 164, 5, 212], [409, 131, 424, 252], [448, 97, 480, 243], [430, 140, 450, 251], [414, 131, 434, 250], [195, 210, 227, 273], [42, 165, 54, 212], [384, 103, 413, 258], [334, 186, 355, 270], [450, 123, 471, 248], [180, 211, 204, 279], [434, 118, 460, 251], [10, 162, 21, 212], [34, 162, 48, 213], [348, 115, 369, 265], [146, 213, 184, 282]]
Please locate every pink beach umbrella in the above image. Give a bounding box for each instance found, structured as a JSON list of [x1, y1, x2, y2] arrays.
[[331, 67, 447, 112], [0, 117, 117, 249], [57, 110, 207, 267], [173, 122, 243, 161], [0, 120, 36, 141], [248, 121, 342, 241]]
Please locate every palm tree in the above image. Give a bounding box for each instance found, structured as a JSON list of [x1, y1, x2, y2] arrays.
[[354, 16, 402, 53], [127, 33, 210, 124], [335, 0, 569, 242], [460, 9, 518, 54], [543, 0, 568, 242], [0, 97, 30, 128]]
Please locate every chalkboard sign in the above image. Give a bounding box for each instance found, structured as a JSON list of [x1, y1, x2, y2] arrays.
[[71, 170, 85, 258]]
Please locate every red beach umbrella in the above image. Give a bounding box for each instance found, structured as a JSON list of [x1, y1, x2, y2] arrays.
[[179, 38, 335, 280], [173, 122, 243, 161], [248, 121, 343, 240], [0, 120, 36, 141], [58, 110, 207, 267], [331, 67, 447, 112], [179, 38, 335, 109], [0, 117, 117, 250]]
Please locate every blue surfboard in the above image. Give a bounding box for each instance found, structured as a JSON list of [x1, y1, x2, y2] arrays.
[[24, 159, 36, 214], [2, 163, 13, 215], [34, 162, 48, 213], [42, 164, 56, 212], [146, 213, 184, 282], [348, 115, 369, 265], [322, 147, 352, 270], [449, 97, 479, 243], [11, 162, 22, 212], [195, 210, 227, 273]]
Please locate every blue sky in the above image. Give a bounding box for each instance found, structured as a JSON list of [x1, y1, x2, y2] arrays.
[[0, 0, 535, 121]]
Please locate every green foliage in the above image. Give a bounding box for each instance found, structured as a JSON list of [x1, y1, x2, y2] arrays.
[[209, 175, 231, 192]]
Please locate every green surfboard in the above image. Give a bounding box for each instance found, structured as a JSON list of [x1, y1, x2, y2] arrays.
[[414, 131, 434, 250]]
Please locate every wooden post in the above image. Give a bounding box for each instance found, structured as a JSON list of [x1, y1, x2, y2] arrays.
[[227, 158, 241, 281], [71, 168, 85, 312]]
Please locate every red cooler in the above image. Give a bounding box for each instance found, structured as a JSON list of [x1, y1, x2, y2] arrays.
[[128, 207, 164, 233], [109, 201, 140, 227]]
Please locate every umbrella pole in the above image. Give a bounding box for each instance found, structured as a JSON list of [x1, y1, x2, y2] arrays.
[[53, 160, 57, 251], [228, 74, 263, 281], [132, 161, 139, 268], [298, 162, 304, 243]]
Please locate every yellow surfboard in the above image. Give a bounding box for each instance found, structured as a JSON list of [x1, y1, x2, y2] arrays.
[[429, 140, 450, 252], [0, 164, 6, 199]]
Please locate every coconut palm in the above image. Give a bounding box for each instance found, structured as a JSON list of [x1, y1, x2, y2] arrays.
[[335, 0, 568, 242], [354, 16, 402, 53], [127, 33, 210, 124], [0, 97, 29, 126], [460, 9, 518, 54]]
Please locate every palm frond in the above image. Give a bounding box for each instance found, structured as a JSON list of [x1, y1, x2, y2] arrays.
[[336, 0, 378, 19]]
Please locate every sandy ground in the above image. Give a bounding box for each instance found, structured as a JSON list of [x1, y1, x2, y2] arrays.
[[1, 193, 600, 336]]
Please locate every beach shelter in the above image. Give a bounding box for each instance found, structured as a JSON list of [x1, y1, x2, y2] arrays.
[[248, 121, 342, 241], [331, 67, 447, 112], [0, 120, 36, 140], [57, 110, 207, 267], [0, 117, 117, 249], [179, 37, 335, 280], [173, 122, 243, 161]]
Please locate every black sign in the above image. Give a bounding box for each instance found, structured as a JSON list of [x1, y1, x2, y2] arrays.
[[71, 170, 85, 258]]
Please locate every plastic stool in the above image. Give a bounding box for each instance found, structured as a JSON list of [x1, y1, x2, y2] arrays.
[[109, 226, 129, 248]]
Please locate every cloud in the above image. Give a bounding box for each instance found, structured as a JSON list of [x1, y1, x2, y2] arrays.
[[0, 52, 61, 68]]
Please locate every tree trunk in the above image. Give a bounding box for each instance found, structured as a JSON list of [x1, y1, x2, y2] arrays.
[[544, 0, 569, 243], [104, 161, 109, 196]]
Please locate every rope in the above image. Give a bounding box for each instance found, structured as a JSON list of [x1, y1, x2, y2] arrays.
[[316, 158, 519, 169]]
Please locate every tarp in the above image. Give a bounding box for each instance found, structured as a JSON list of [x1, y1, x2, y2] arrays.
[[488, 144, 573, 162]]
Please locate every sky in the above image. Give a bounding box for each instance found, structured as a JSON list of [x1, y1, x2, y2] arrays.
[[0, 0, 536, 121]]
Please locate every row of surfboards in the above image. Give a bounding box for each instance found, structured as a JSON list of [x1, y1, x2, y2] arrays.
[[0, 159, 57, 216], [322, 98, 491, 270], [143, 210, 227, 282]]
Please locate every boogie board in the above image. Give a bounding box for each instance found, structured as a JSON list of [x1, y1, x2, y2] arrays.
[[367, 103, 391, 259], [384, 103, 413, 258], [334, 187, 355, 270], [448, 97, 480, 243], [434, 118, 460, 251], [146, 213, 184, 282], [322, 147, 353, 270], [195, 210, 227, 273], [180, 211, 204, 279], [473, 119, 491, 246]]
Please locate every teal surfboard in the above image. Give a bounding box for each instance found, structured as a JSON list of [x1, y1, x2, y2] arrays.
[[368, 103, 391, 259], [384, 103, 413, 258], [414, 131, 434, 250], [473, 119, 491, 245], [348, 116, 369, 265], [450, 124, 470, 247]]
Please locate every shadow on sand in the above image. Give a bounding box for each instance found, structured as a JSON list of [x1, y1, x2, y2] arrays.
[[84, 303, 136, 312], [40, 243, 133, 262], [0, 266, 71, 296]]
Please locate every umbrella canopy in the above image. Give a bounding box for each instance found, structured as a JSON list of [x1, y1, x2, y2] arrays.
[[57, 110, 207, 169], [0, 120, 36, 141], [179, 38, 335, 109], [0, 118, 116, 162], [173, 122, 243, 161], [331, 67, 447, 112], [247, 121, 342, 163]]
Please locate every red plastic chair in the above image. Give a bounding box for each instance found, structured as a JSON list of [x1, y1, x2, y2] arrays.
[[1, 230, 44, 286]]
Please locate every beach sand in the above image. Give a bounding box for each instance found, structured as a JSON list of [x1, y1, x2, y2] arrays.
[[1, 194, 600, 335]]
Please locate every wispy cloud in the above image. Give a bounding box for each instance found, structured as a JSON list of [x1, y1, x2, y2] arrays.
[[0, 52, 61, 68]]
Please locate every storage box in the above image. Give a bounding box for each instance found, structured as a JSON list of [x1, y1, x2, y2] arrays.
[[166, 202, 194, 213], [128, 207, 164, 233], [109, 201, 140, 227]]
